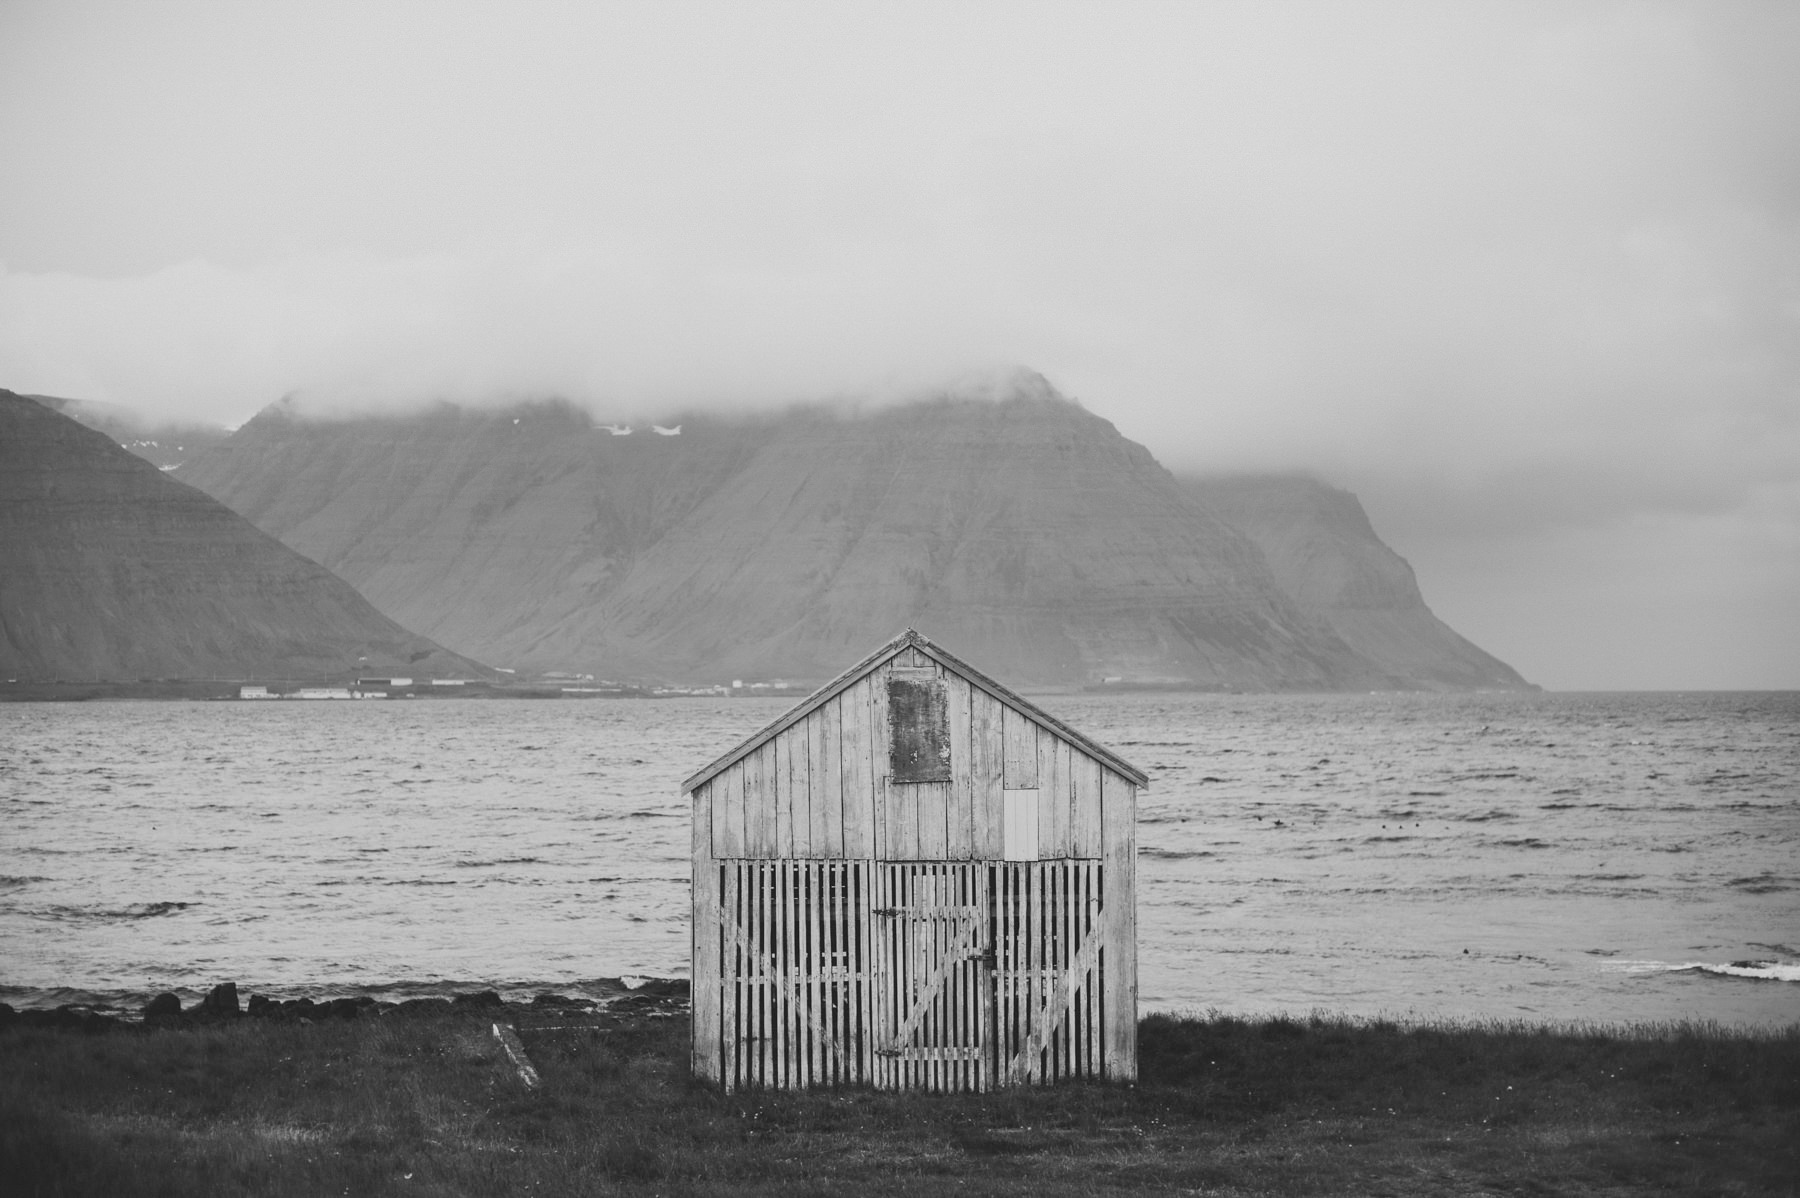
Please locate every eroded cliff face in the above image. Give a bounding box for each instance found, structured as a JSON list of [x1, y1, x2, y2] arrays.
[[176, 375, 1530, 690], [1183, 475, 1530, 690], [0, 391, 487, 682]]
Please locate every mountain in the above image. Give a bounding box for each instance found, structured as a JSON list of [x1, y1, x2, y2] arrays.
[[175, 373, 1531, 690], [0, 390, 487, 682], [1182, 475, 1530, 690], [27, 392, 230, 471]]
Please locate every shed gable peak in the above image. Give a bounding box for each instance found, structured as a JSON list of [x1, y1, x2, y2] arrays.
[[680, 629, 1147, 794]]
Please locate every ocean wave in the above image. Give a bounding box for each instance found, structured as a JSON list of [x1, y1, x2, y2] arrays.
[[25, 900, 194, 922], [1607, 959, 1800, 983], [1726, 874, 1796, 894]]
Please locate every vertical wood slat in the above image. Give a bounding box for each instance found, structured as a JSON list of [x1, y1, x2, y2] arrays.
[[978, 864, 993, 1092], [787, 726, 811, 858], [972, 691, 1003, 857], [1071, 755, 1102, 858], [731, 862, 746, 1092], [872, 865, 890, 1090], [1037, 734, 1066, 860], [819, 704, 843, 858], [864, 859, 878, 1079], [718, 863, 733, 1091], [746, 863, 760, 1089], [783, 862, 797, 1089], [1101, 770, 1137, 1081], [870, 668, 891, 861], [715, 764, 744, 858], [809, 861, 824, 1085], [1002, 706, 1038, 789], [691, 782, 718, 1082], [771, 736, 793, 858], [741, 746, 764, 858], [996, 864, 1011, 1080], [916, 781, 949, 858], [946, 674, 974, 858], [839, 682, 873, 858], [1029, 859, 1044, 1079]]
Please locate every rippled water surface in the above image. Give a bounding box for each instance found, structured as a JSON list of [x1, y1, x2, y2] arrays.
[[2, 692, 1796, 1026]]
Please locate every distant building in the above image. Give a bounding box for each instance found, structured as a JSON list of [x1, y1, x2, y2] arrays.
[[238, 685, 274, 699]]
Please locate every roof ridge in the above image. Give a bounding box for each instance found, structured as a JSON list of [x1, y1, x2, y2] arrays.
[[679, 629, 1148, 794]]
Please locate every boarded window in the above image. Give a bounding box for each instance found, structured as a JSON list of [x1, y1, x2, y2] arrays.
[[888, 675, 951, 782], [1003, 789, 1040, 860]]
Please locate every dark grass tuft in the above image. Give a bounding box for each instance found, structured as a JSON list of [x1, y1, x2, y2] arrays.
[[4, 1010, 1796, 1196]]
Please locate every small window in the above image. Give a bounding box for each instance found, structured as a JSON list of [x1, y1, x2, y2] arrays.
[[888, 675, 951, 782]]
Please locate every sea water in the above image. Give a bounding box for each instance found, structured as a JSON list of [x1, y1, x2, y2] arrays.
[[2, 692, 1795, 1027]]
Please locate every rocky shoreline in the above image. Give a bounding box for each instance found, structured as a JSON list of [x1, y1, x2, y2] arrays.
[[0, 978, 692, 1034]]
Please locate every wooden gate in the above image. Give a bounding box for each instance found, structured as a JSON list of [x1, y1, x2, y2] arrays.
[[708, 859, 1108, 1091], [872, 863, 992, 1090]]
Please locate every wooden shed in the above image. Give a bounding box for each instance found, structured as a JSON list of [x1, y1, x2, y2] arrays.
[[684, 628, 1146, 1092]]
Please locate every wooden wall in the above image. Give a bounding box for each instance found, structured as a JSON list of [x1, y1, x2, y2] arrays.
[[693, 649, 1125, 863], [691, 643, 1139, 1088]]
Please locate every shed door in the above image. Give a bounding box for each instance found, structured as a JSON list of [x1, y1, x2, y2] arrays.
[[992, 859, 1105, 1084], [872, 863, 992, 1091]]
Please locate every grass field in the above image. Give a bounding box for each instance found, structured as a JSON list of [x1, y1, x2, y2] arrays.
[[3, 1006, 1796, 1196]]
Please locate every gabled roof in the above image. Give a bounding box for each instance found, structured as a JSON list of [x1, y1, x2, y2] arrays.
[[681, 628, 1150, 794]]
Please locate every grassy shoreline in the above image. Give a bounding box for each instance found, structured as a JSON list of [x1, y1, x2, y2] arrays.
[[5, 1005, 1796, 1196]]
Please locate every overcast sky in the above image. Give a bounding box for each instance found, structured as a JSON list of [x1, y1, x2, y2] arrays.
[[2, 1, 1795, 690]]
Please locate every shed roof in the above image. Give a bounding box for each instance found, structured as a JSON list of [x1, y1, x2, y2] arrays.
[[681, 628, 1150, 794]]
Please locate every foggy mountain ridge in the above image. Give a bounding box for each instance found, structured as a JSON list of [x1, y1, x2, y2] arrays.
[[25, 392, 231, 472], [0, 390, 489, 683], [168, 375, 1531, 691]]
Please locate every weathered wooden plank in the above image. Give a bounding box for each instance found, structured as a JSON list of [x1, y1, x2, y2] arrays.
[[944, 673, 974, 858], [720, 864, 739, 1091], [838, 683, 872, 858], [819, 701, 844, 858], [1037, 733, 1066, 860], [742, 740, 765, 849], [732, 741, 758, 858], [805, 711, 828, 858], [1023, 860, 1040, 1082], [810, 859, 824, 1079], [769, 734, 794, 859], [1002, 706, 1038, 789], [1071, 753, 1103, 858], [977, 865, 993, 1093], [1101, 769, 1137, 1081], [853, 860, 870, 1085], [687, 849, 716, 1079], [875, 865, 895, 1089], [761, 864, 776, 1087], [715, 763, 745, 858], [915, 781, 949, 859], [799, 719, 820, 859], [784, 860, 801, 1087], [972, 691, 1004, 857], [871, 666, 895, 860]]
